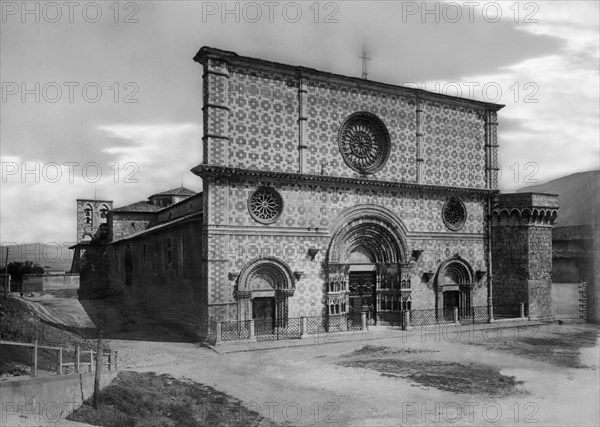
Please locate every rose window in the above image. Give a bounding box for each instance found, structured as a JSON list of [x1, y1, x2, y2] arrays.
[[338, 112, 391, 174], [442, 197, 466, 231], [248, 187, 283, 224]]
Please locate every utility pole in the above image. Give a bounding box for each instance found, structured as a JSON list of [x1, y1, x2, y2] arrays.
[[3, 247, 9, 300], [93, 322, 103, 409]]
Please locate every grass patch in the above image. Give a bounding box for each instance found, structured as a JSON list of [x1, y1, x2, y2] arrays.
[[345, 345, 437, 357], [338, 346, 522, 396], [469, 326, 599, 369], [67, 371, 278, 427], [338, 358, 523, 396]]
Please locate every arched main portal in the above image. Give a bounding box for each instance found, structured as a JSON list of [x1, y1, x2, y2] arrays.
[[236, 257, 296, 326], [326, 205, 412, 325], [435, 256, 474, 319]]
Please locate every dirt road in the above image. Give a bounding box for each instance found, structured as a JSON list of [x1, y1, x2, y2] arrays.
[[108, 323, 599, 426]]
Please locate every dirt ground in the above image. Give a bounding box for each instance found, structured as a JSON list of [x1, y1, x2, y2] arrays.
[[107, 323, 599, 426]]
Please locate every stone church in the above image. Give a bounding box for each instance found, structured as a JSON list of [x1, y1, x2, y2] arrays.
[[75, 47, 559, 337]]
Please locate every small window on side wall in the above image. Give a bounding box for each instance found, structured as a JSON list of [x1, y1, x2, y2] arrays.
[[166, 237, 173, 267]]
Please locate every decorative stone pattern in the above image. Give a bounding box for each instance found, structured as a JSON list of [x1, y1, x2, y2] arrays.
[[200, 51, 500, 189], [421, 102, 487, 188]]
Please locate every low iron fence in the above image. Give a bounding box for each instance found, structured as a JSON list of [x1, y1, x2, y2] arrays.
[[205, 303, 526, 343]]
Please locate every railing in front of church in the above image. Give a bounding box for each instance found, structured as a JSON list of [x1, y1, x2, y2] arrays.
[[205, 303, 527, 343]]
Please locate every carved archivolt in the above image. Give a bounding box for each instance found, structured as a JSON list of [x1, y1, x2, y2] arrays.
[[327, 205, 408, 264], [236, 257, 295, 295]]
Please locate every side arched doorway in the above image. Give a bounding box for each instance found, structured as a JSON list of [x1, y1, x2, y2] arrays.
[[326, 206, 412, 325], [435, 256, 474, 320], [235, 257, 296, 327]]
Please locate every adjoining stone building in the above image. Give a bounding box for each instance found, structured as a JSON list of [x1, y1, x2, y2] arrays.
[[78, 47, 561, 336]]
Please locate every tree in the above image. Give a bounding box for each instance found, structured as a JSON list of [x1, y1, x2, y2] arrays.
[[7, 261, 44, 285]]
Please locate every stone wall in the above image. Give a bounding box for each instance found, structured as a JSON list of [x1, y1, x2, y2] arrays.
[[109, 211, 156, 242], [22, 274, 79, 292], [491, 193, 558, 319]]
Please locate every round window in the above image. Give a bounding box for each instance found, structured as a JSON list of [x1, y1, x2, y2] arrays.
[[338, 112, 391, 174], [442, 197, 467, 231], [248, 187, 283, 224]]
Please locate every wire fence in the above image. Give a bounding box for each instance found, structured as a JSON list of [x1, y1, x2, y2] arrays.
[[205, 303, 526, 343]]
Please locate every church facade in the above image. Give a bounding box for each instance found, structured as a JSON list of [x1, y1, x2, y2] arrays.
[[92, 47, 559, 338], [191, 47, 557, 329]]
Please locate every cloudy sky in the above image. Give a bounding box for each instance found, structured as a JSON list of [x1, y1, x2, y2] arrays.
[[1, 0, 599, 249]]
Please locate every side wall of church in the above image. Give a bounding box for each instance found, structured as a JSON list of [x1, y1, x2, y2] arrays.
[[109, 219, 206, 334]]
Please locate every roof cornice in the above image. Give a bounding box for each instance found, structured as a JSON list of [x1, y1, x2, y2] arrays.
[[193, 46, 505, 112], [192, 164, 498, 197]]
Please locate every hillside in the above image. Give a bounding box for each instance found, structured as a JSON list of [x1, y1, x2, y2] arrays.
[[518, 170, 600, 227], [0, 242, 73, 272]]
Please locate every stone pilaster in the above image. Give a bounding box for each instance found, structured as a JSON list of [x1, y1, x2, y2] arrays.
[[200, 55, 230, 166], [415, 96, 424, 183], [484, 110, 499, 189], [297, 73, 308, 173]]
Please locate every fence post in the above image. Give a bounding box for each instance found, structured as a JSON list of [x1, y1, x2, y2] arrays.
[[403, 310, 411, 331], [57, 347, 63, 375], [489, 305, 494, 323], [75, 345, 80, 373], [453, 307, 459, 324], [361, 311, 367, 330], [108, 351, 112, 371], [215, 322, 222, 343], [31, 340, 38, 377], [249, 320, 255, 340], [520, 302, 525, 319], [89, 351, 93, 372], [301, 317, 308, 337], [114, 351, 118, 370]]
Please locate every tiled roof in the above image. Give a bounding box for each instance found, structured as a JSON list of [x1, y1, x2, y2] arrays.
[[150, 186, 196, 197]]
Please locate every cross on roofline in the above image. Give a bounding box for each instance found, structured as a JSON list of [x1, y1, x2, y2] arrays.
[[359, 45, 371, 80]]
